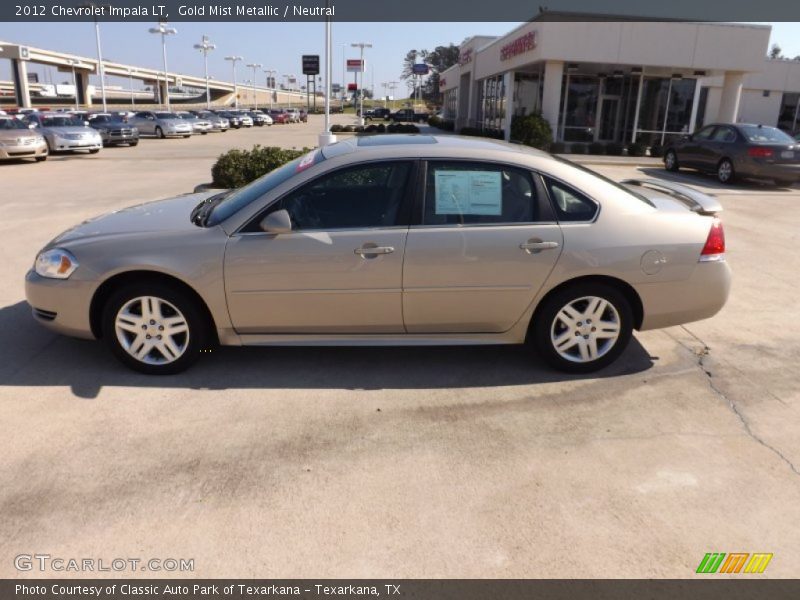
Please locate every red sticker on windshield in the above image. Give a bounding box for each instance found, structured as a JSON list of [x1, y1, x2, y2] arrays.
[[296, 151, 317, 173]]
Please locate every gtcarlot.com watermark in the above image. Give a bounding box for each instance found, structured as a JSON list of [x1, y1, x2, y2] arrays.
[[15, 553, 194, 573]]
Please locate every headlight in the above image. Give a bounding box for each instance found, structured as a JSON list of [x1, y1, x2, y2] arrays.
[[96, 128, 108, 134], [35, 248, 79, 279]]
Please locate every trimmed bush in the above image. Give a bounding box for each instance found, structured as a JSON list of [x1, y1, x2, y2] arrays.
[[377, 123, 386, 133], [569, 143, 588, 154], [587, 142, 606, 155], [343, 125, 356, 132], [605, 142, 625, 156], [329, 124, 343, 132], [510, 113, 552, 150], [627, 142, 646, 157], [649, 144, 665, 157], [211, 145, 308, 188], [550, 141, 567, 154], [459, 126, 482, 137]]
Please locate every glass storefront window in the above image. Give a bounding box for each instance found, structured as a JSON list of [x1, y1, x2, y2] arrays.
[[443, 89, 458, 120], [477, 75, 506, 134], [561, 75, 599, 142], [635, 77, 696, 145], [777, 93, 800, 134]]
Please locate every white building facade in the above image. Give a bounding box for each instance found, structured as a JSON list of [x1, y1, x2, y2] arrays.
[[438, 20, 800, 145]]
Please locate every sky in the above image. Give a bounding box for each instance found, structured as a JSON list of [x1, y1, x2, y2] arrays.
[[1, 21, 799, 97], [0, 22, 518, 96]]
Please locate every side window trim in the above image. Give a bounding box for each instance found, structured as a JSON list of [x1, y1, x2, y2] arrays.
[[236, 159, 419, 234], [540, 174, 601, 224], [413, 159, 555, 228]]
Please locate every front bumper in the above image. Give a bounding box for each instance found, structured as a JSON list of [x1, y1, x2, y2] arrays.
[[103, 132, 139, 145], [0, 139, 48, 159], [25, 269, 97, 340], [50, 137, 102, 151], [637, 260, 732, 330]]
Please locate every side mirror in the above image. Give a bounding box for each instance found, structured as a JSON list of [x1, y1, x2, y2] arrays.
[[259, 209, 292, 234]]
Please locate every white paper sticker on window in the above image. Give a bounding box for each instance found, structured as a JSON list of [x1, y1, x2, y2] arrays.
[[435, 170, 502, 216]]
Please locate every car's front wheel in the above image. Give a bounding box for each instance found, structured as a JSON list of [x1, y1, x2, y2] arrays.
[[532, 283, 633, 373], [156, 126, 165, 139], [101, 283, 209, 375], [664, 149, 679, 171]]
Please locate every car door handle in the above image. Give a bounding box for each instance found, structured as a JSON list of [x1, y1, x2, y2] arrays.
[[520, 240, 559, 254], [355, 245, 395, 257]]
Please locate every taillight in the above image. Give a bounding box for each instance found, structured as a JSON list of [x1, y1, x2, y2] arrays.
[[747, 147, 773, 158], [700, 217, 725, 262]]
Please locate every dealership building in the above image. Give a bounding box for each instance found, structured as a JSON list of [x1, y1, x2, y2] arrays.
[[438, 18, 800, 145]]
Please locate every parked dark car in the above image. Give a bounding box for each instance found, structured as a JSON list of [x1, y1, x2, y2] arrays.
[[365, 107, 391, 121], [214, 110, 243, 129], [664, 123, 800, 186], [88, 114, 139, 147], [390, 108, 429, 123]]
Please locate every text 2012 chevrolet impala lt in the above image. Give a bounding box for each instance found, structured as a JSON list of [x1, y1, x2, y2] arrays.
[[25, 135, 730, 374]]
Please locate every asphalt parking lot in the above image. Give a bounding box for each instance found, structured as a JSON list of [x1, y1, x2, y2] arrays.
[[1, 118, 798, 578]]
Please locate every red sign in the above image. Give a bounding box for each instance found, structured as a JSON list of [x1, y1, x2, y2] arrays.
[[500, 31, 537, 61], [346, 59, 364, 72], [439, 78, 446, 88], [458, 48, 473, 66], [347, 83, 358, 91]]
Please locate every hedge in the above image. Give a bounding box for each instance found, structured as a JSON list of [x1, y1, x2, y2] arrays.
[[509, 113, 552, 150], [211, 145, 309, 188]]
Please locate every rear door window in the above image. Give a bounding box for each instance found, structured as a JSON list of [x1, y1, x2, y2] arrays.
[[543, 177, 599, 222]]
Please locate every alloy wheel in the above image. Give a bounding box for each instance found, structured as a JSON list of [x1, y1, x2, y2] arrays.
[[718, 160, 733, 183], [550, 296, 621, 363], [114, 296, 190, 365]]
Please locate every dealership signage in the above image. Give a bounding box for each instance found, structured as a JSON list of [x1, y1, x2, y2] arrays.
[[302, 55, 320, 75], [412, 63, 429, 75], [500, 31, 537, 61], [458, 48, 473, 66], [346, 59, 365, 72], [439, 78, 446, 88]]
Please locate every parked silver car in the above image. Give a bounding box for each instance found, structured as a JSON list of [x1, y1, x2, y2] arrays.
[[191, 110, 229, 132], [25, 135, 730, 375], [25, 113, 102, 154], [175, 111, 212, 135], [0, 116, 48, 161], [127, 111, 192, 138]]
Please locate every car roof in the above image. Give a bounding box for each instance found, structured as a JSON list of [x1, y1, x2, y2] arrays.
[[321, 134, 551, 163]]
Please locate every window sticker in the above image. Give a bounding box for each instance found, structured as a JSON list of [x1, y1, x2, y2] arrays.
[[295, 150, 319, 173], [434, 170, 502, 216]]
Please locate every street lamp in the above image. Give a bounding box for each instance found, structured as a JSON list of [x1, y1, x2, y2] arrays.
[[127, 68, 136, 108], [224, 55, 243, 109], [351, 42, 372, 125], [193, 35, 216, 110], [81, 2, 110, 112], [148, 22, 177, 111], [246, 62, 262, 109], [264, 68, 277, 109], [66, 59, 79, 110]]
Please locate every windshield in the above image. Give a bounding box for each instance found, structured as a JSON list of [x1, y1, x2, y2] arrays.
[[155, 112, 177, 119], [176, 113, 194, 119], [739, 125, 795, 144], [41, 116, 84, 127], [207, 150, 324, 226], [0, 118, 29, 130]]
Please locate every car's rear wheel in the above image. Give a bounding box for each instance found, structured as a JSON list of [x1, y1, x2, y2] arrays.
[[664, 149, 679, 171], [532, 283, 633, 373], [717, 158, 735, 184], [774, 179, 794, 188], [101, 283, 209, 375], [156, 126, 165, 139]]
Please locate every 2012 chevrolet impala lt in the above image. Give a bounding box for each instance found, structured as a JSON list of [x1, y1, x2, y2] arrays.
[[25, 135, 731, 374]]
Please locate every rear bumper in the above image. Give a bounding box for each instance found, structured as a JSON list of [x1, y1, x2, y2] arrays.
[[734, 157, 800, 182], [637, 260, 732, 330]]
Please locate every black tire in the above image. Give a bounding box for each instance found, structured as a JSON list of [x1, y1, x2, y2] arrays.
[[183, 134, 191, 138], [717, 158, 735, 184], [531, 282, 633, 374], [129, 141, 139, 147], [35, 154, 47, 162], [101, 282, 210, 375], [156, 126, 165, 139], [89, 148, 100, 154], [774, 179, 794, 188], [664, 149, 679, 171]]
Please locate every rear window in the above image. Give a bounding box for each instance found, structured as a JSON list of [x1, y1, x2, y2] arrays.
[[552, 155, 654, 207], [738, 125, 795, 144]]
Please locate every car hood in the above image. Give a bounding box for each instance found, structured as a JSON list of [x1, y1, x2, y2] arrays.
[[41, 126, 97, 135], [0, 129, 42, 141], [49, 192, 219, 247]]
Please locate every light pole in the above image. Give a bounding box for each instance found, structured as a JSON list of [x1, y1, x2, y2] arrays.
[[224, 55, 243, 108], [340, 43, 346, 102], [264, 68, 277, 109], [80, 2, 110, 111], [193, 35, 216, 110], [351, 42, 372, 126], [148, 22, 177, 111], [318, 1, 336, 147], [127, 68, 135, 108], [246, 62, 262, 109], [66, 59, 79, 110]]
